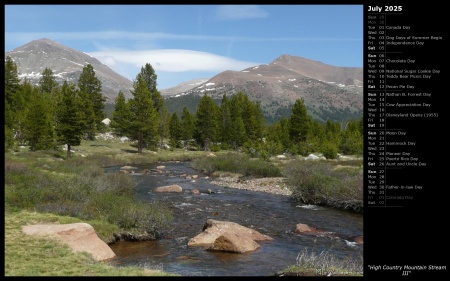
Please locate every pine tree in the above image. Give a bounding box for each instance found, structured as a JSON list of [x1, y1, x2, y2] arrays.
[[111, 90, 130, 136], [263, 123, 284, 156], [289, 98, 311, 155], [78, 64, 105, 140], [232, 116, 246, 149], [136, 63, 169, 148], [278, 117, 291, 150], [157, 106, 170, 149], [38, 68, 60, 130], [139, 63, 158, 92], [137, 63, 164, 112], [308, 119, 326, 152], [194, 94, 219, 150], [127, 75, 158, 153], [247, 101, 265, 141], [340, 118, 363, 155], [55, 81, 85, 159], [289, 98, 311, 143], [229, 94, 247, 148], [25, 88, 55, 151], [180, 106, 194, 149], [4, 56, 21, 109], [13, 80, 34, 146], [169, 112, 181, 148], [38, 68, 58, 94], [219, 94, 232, 145], [4, 56, 21, 148]]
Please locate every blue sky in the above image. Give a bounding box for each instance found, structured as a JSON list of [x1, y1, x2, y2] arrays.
[[5, 4, 363, 90]]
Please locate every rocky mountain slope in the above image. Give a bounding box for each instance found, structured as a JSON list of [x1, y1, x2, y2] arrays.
[[159, 78, 209, 96], [165, 54, 363, 123], [5, 39, 363, 123], [4, 38, 133, 103]]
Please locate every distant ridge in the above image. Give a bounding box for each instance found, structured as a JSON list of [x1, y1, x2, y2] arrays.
[[5, 39, 363, 123], [159, 78, 210, 96], [164, 54, 363, 123], [4, 38, 134, 103]]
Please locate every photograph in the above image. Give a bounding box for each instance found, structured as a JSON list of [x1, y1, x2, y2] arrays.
[[3, 2, 445, 279]]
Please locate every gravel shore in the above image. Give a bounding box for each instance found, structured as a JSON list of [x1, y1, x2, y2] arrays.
[[210, 176, 292, 196]]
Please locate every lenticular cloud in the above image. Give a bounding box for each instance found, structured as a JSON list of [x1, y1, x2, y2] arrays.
[[89, 49, 259, 73]]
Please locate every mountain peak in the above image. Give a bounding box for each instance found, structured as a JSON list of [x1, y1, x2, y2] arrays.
[[164, 53, 363, 123], [6, 38, 133, 103]]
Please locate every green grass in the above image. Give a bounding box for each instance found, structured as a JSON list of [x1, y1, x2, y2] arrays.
[[4, 210, 177, 276], [4, 138, 234, 276], [276, 247, 363, 277], [5, 150, 174, 241], [70, 138, 231, 166], [5, 137, 363, 276], [191, 152, 282, 177], [282, 159, 363, 212]]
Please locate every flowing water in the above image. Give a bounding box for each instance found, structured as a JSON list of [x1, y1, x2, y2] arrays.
[[105, 161, 363, 276]]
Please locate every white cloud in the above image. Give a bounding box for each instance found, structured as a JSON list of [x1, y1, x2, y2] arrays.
[[216, 5, 269, 20], [5, 31, 361, 53], [88, 49, 260, 73]]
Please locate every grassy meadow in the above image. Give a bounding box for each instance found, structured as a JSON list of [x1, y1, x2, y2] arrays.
[[4, 136, 363, 276]]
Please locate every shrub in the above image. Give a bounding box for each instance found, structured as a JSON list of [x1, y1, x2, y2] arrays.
[[282, 159, 363, 212], [87, 194, 173, 235], [4, 153, 173, 237], [93, 172, 135, 195], [321, 142, 338, 159], [191, 152, 282, 177], [210, 144, 221, 152], [295, 247, 362, 276]]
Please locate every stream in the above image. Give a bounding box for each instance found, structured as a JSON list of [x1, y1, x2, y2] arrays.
[[105, 161, 363, 276]]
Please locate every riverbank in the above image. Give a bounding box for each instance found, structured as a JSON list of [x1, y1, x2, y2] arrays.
[[210, 174, 292, 196], [5, 141, 362, 276]]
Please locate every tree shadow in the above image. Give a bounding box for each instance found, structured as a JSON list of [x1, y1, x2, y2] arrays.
[[121, 149, 139, 153]]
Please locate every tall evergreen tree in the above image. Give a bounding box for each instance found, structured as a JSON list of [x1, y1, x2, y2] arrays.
[[139, 63, 158, 92], [13, 79, 34, 146], [111, 90, 130, 136], [152, 91, 165, 113], [237, 92, 262, 141], [38, 68, 60, 130], [278, 116, 291, 150], [289, 98, 311, 143], [231, 116, 246, 149], [55, 81, 84, 159], [38, 68, 58, 94], [247, 101, 265, 141], [340, 118, 363, 155], [169, 112, 181, 148], [229, 94, 247, 148], [136, 63, 169, 148], [194, 94, 219, 150], [180, 106, 194, 149], [4, 56, 21, 109], [289, 98, 311, 155], [325, 119, 341, 143], [219, 94, 232, 145], [137, 63, 164, 113], [78, 64, 105, 140], [157, 106, 170, 148], [263, 122, 284, 156], [4, 102, 14, 149], [25, 88, 55, 151], [307, 119, 327, 153], [127, 75, 158, 153], [4, 56, 21, 147]]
